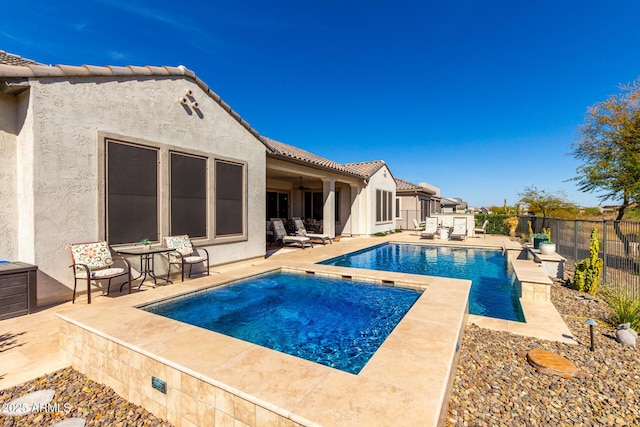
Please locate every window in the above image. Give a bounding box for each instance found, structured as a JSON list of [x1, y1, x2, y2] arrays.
[[170, 152, 207, 238], [215, 160, 245, 236], [376, 189, 393, 223], [335, 190, 340, 221], [304, 191, 323, 220], [421, 199, 429, 221], [106, 141, 158, 245], [396, 197, 401, 218], [266, 191, 289, 220]]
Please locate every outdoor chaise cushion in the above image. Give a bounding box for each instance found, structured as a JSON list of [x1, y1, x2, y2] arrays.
[[271, 218, 313, 249], [69, 241, 132, 304], [450, 217, 468, 240], [292, 218, 332, 244], [163, 235, 210, 282], [420, 217, 438, 239]]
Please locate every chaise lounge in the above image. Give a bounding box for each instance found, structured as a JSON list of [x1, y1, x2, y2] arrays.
[[292, 218, 332, 245], [271, 218, 313, 249]]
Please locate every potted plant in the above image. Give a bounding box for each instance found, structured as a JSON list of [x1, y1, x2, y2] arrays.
[[538, 228, 556, 254], [532, 233, 549, 249], [140, 238, 152, 250]]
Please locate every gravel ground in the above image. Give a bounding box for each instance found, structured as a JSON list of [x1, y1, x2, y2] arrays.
[[446, 275, 640, 426], [1, 265, 639, 426], [0, 368, 171, 426]]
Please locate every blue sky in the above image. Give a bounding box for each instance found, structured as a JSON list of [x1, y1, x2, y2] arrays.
[[3, 1, 640, 208]]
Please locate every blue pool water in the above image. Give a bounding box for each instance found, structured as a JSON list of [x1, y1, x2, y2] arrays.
[[143, 272, 421, 374], [319, 243, 524, 322]]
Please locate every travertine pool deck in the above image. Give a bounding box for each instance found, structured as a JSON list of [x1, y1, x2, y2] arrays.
[[1, 232, 575, 426]]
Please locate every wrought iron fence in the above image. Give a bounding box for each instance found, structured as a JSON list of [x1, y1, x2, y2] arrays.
[[518, 216, 640, 297]]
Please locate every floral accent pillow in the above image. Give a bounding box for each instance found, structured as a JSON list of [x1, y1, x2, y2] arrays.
[[70, 242, 113, 270], [164, 235, 194, 256]]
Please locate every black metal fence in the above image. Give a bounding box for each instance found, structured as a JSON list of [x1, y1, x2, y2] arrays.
[[518, 216, 640, 297]]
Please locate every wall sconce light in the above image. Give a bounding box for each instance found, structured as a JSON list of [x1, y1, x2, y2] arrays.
[[585, 318, 597, 351]]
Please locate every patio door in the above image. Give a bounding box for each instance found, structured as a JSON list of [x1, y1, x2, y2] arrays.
[[266, 191, 289, 220]]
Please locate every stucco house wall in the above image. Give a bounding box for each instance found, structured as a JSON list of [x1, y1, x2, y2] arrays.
[[1, 73, 266, 304], [0, 93, 19, 261], [365, 165, 396, 234]]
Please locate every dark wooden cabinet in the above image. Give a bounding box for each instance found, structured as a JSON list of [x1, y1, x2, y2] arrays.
[[0, 262, 38, 320]]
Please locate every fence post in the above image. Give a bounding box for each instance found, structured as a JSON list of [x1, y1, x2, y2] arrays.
[[602, 220, 607, 285], [574, 220, 578, 262]]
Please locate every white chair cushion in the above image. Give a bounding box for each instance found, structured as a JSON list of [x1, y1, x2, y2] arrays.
[[75, 267, 125, 279], [182, 256, 205, 264]]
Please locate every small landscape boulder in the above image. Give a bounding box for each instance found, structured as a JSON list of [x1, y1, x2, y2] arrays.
[[615, 323, 637, 346]]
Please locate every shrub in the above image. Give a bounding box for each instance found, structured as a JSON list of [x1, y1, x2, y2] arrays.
[[574, 227, 603, 295], [601, 287, 640, 330]]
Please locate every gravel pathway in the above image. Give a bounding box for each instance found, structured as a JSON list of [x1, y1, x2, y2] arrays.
[[1, 268, 639, 426]]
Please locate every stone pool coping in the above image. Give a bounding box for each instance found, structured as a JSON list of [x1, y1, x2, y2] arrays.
[[57, 262, 471, 427]]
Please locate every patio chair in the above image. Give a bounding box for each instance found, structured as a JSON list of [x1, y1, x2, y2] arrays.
[[420, 217, 439, 239], [474, 220, 489, 237], [450, 217, 468, 241], [440, 216, 454, 229], [292, 218, 332, 245], [69, 241, 132, 304], [271, 218, 313, 249], [412, 219, 425, 235], [163, 235, 210, 282]]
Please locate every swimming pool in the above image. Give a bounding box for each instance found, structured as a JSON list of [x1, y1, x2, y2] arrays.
[[319, 243, 524, 322], [142, 271, 421, 374]]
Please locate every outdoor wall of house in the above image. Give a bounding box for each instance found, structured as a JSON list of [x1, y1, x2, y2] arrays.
[[366, 166, 396, 235], [7, 76, 266, 305], [0, 93, 19, 261]]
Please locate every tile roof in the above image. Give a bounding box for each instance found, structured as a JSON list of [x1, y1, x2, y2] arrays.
[[0, 55, 261, 140], [395, 177, 439, 196], [262, 137, 365, 177], [0, 50, 42, 66], [343, 160, 386, 179], [394, 177, 421, 191]]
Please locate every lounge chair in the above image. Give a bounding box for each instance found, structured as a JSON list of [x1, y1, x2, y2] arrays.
[[450, 217, 468, 241], [271, 218, 313, 249], [412, 219, 425, 235], [292, 218, 332, 244], [69, 241, 132, 304], [420, 217, 438, 239], [474, 220, 489, 237], [163, 235, 210, 282]]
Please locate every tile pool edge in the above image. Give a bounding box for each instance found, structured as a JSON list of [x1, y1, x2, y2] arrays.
[[56, 265, 471, 426]]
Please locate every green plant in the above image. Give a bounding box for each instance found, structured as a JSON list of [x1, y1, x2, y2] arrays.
[[601, 287, 640, 330], [374, 232, 387, 237], [528, 221, 533, 237], [542, 227, 551, 242], [573, 227, 603, 295], [140, 238, 150, 245]]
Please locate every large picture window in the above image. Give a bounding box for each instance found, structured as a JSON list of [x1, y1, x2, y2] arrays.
[[106, 141, 158, 245], [170, 152, 207, 238], [215, 160, 245, 236], [376, 189, 393, 223]]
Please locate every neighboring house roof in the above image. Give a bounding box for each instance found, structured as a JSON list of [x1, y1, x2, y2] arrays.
[[343, 160, 387, 179], [0, 50, 43, 66], [0, 52, 265, 144], [394, 177, 439, 196], [263, 137, 366, 178]]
